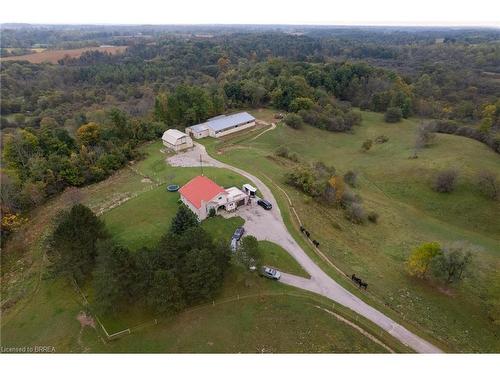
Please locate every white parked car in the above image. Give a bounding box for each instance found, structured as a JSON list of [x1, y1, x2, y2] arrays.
[[260, 266, 281, 280]]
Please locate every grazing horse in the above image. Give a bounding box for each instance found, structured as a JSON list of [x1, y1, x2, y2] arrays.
[[351, 274, 368, 290]]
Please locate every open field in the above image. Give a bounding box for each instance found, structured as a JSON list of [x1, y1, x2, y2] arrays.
[[202, 109, 500, 352], [2, 138, 402, 353], [1, 268, 396, 353], [0, 46, 127, 63]]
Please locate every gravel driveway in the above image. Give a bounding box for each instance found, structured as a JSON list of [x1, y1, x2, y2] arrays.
[[167, 143, 442, 353]]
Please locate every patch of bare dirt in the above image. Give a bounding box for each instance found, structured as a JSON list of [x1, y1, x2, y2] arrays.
[[437, 286, 456, 296], [77, 311, 96, 328]]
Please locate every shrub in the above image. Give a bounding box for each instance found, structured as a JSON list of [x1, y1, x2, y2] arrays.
[[433, 169, 458, 193], [367, 211, 379, 223], [345, 203, 366, 224], [431, 242, 474, 284], [275, 145, 290, 158], [339, 190, 362, 209], [476, 170, 498, 200], [237, 235, 262, 269], [374, 135, 389, 144], [275, 146, 299, 162], [361, 139, 373, 152], [344, 170, 358, 187], [289, 152, 299, 162], [284, 113, 304, 129], [384, 107, 402, 123], [208, 207, 216, 218]]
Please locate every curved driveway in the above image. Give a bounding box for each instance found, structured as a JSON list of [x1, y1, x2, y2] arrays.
[[167, 143, 443, 353]]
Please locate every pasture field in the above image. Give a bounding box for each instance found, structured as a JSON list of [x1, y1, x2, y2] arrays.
[[0, 46, 127, 63], [1, 269, 397, 353], [2, 138, 403, 353], [203, 109, 500, 352]]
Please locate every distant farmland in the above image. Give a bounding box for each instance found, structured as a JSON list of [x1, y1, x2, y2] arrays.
[[1, 46, 127, 63]]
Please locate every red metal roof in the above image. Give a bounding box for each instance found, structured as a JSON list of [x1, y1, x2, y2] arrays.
[[179, 175, 225, 209]]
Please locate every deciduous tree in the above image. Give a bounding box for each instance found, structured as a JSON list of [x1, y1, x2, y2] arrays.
[[407, 242, 442, 278]]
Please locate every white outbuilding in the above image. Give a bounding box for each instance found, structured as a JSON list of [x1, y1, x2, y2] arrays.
[[185, 112, 256, 139], [162, 129, 193, 152]]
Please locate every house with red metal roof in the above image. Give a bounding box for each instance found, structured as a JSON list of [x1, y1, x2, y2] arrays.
[[178, 175, 248, 220]]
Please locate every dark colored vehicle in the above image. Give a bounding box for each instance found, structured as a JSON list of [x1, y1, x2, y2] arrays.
[[232, 227, 245, 241], [257, 199, 272, 210]]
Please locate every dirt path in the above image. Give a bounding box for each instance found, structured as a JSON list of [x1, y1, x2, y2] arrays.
[[166, 143, 443, 353], [250, 121, 277, 141]]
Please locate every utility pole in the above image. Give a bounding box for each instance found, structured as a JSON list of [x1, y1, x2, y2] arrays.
[[200, 154, 204, 176]]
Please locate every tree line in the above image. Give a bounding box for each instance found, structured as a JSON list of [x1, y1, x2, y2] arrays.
[[49, 203, 231, 315]]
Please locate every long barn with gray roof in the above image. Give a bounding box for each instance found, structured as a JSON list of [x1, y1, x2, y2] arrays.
[[185, 112, 256, 139]]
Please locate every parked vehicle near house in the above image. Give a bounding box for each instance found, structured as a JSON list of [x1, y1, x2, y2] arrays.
[[260, 266, 281, 280], [257, 199, 272, 210], [232, 227, 245, 241]]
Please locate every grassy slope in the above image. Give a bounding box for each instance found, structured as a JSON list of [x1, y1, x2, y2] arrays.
[[2, 139, 397, 353], [203, 110, 500, 353]]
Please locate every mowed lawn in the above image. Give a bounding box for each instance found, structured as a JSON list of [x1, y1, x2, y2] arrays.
[[204, 109, 500, 352]]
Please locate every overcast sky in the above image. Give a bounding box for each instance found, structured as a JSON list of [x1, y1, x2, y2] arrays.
[[1, 0, 499, 26]]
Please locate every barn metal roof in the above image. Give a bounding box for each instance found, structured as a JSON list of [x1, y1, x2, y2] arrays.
[[188, 123, 209, 133], [186, 112, 255, 134], [205, 112, 255, 132]]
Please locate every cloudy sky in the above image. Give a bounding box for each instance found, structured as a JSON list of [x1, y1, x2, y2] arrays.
[[1, 0, 499, 26]]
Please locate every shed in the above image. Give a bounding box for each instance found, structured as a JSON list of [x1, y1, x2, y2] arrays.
[[162, 129, 193, 152]]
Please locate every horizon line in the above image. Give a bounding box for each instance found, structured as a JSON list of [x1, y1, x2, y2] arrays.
[[1, 22, 499, 29]]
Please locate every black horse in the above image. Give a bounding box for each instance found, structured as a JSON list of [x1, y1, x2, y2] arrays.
[[351, 274, 367, 290]]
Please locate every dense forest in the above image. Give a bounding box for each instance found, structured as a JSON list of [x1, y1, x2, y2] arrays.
[[1, 25, 499, 236]]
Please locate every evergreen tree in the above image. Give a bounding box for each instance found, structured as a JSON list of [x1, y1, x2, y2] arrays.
[[170, 204, 199, 235], [49, 204, 107, 283], [147, 269, 184, 314], [93, 240, 136, 314]]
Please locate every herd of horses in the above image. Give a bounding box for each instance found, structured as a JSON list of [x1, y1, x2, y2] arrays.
[[299, 225, 368, 291], [351, 274, 368, 290], [299, 225, 320, 248]]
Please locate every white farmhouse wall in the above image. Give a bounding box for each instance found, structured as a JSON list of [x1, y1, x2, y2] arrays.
[[180, 195, 203, 221]]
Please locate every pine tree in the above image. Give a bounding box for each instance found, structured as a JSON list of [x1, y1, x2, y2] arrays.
[[93, 240, 136, 314], [49, 204, 107, 283], [169, 204, 199, 235]]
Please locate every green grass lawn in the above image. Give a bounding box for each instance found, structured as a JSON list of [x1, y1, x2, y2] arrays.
[[1, 268, 396, 353], [202, 109, 500, 353], [100, 293, 388, 353], [259, 241, 309, 278]]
